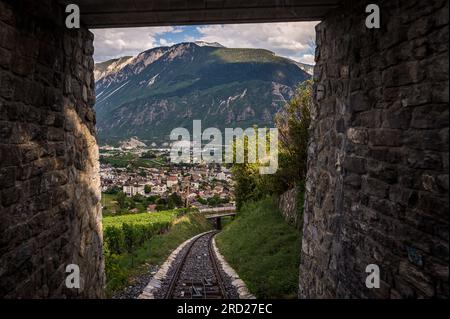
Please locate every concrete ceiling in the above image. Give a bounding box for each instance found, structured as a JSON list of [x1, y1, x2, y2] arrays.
[[58, 0, 342, 28]]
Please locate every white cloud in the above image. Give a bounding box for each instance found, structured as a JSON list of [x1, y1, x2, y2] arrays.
[[299, 54, 315, 65], [92, 26, 175, 62], [195, 22, 318, 64], [159, 38, 175, 47], [171, 27, 185, 33], [91, 22, 319, 65]]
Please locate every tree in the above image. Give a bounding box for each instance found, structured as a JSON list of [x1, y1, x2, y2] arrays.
[[145, 195, 159, 205], [274, 79, 312, 188], [232, 80, 312, 209], [140, 150, 156, 159], [116, 191, 127, 209], [156, 197, 167, 205], [104, 186, 121, 194], [132, 194, 145, 202], [155, 204, 166, 211], [232, 162, 259, 210], [138, 170, 147, 177], [144, 184, 152, 194], [168, 192, 183, 209], [207, 194, 222, 207]]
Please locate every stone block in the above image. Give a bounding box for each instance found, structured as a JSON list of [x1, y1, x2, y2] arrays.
[[347, 127, 368, 145], [382, 106, 411, 130], [352, 109, 382, 128], [398, 261, 434, 297], [0, 120, 13, 139], [0, 21, 16, 50], [0, 1, 14, 25], [410, 104, 449, 129], [343, 173, 361, 188], [369, 129, 402, 147], [1, 186, 20, 206], [278, 188, 299, 227], [361, 176, 389, 199], [343, 156, 366, 174], [349, 92, 370, 112], [0, 167, 15, 188], [0, 72, 14, 99], [382, 61, 425, 87], [368, 161, 398, 184], [0, 46, 11, 69], [404, 128, 448, 151]]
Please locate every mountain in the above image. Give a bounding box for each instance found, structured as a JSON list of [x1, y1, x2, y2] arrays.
[[119, 137, 147, 149], [94, 56, 133, 81], [94, 42, 311, 144], [292, 61, 314, 75]]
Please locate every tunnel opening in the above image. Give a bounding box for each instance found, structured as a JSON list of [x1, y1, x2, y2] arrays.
[[92, 20, 316, 298]]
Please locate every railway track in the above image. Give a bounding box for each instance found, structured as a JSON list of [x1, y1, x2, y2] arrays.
[[165, 231, 228, 299]]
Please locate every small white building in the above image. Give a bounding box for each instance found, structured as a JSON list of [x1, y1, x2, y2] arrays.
[[152, 184, 167, 194], [123, 184, 145, 197], [191, 182, 200, 190], [216, 172, 226, 181], [166, 175, 178, 188]]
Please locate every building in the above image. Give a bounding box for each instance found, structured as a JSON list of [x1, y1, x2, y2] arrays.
[[166, 175, 178, 188], [123, 184, 145, 197], [216, 172, 226, 181], [152, 184, 167, 194]]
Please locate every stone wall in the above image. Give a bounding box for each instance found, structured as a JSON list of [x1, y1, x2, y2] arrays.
[[278, 188, 300, 228], [0, 0, 104, 298], [300, 0, 449, 298]]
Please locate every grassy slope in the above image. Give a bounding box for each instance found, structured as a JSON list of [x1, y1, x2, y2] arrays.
[[101, 193, 119, 212], [215, 197, 300, 298], [212, 47, 288, 64], [105, 213, 212, 295], [103, 210, 179, 228], [101, 192, 150, 215]]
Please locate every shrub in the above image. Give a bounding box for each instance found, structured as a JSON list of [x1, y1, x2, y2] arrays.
[[103, 210, 179, 255], [104, 226, 125, 254], [232, 80, 312, 209]]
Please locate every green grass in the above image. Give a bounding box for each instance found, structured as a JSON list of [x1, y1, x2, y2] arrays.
[[101, 193, 119, 214], [103, 210, 181, 259], [103, 210, 179, 229], [220, 216, 234, 228], [212, 48, 287, 64], [136, 213, 211, 266], [99, 151, 165, 168], [104, 212, 212, 296], [215, 197, 300, 298], [101, 192, 156, 216]]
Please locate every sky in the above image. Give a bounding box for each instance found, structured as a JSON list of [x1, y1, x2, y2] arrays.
[[91, 22, 318, 65]]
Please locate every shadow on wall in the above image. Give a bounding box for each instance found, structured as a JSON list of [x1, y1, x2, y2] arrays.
[[0, 0, 104, 298]]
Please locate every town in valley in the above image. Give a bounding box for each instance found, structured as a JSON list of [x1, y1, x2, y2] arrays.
[[99, 138, 235, 215]]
